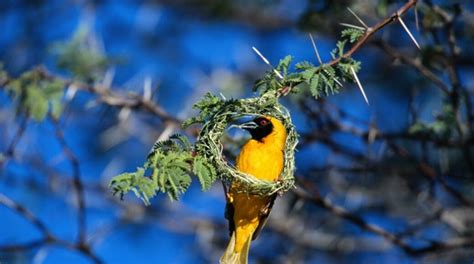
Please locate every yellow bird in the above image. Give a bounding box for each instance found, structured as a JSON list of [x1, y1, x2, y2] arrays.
[[220, 116, 287, 264]]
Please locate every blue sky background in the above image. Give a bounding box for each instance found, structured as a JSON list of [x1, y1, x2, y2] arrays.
[[1, 1, 472, 263]]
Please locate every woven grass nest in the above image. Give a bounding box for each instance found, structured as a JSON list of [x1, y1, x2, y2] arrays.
[[194, 91, 298, 196]]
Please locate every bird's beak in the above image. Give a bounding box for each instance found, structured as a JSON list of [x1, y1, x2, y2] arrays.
[[237, 121, 258, 130]]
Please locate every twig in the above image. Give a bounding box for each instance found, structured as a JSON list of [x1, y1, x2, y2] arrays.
[[375, 40, 450, 94], [52, 118, 87, 244], [293, 183, 474, 255], [0, 193, 50, 237], [1, 116, 28, 167], [388, 143, 473, 207], [0, 193, 103, 263], [326, 0, 418, 67], [34, 66, 182, 126]]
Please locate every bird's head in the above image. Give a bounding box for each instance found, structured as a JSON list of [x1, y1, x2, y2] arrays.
[[239, 116, 287, 145]]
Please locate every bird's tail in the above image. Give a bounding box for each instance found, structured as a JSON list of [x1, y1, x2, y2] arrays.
[[220, 233, 251, 264]]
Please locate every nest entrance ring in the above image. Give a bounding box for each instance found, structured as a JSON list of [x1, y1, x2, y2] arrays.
[[194, 94, 298, 197]]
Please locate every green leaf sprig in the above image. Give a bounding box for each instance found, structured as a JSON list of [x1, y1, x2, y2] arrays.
[[6, 68, 65, 121]]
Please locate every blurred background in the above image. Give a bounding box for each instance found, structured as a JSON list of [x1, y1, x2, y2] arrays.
[[1, 0, 474, 263]]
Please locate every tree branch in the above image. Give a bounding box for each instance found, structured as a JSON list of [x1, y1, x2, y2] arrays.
[[293, 183, 474, 256], [326, 0, 418, 67]]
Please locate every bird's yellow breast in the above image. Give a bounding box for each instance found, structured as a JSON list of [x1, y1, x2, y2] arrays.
[[236, 139, 284, 181]]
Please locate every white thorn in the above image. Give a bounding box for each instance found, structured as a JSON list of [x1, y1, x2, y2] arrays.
[[102, 68, 115, 90], [157, 123, 176, 142], [143, 76, 152, 101], [397, 15, 421, 50], [85, 99, 100, 109], [339, 22, 366, 31], [252, 46, 284, 79], [347, 7, 368, 29], [368, 125, 377, 144], [118, 107, 131, 122], [332, 74, 344, 88], [65, 84, 78, 101], [308, 36, 342, 88], [252, 46, 270, 65], [308, 33, 323, 65], [350, 67, 369, 105], [322, 69, 343, 88], [377, 141, 387, 161], [273, 69, 284, 79]]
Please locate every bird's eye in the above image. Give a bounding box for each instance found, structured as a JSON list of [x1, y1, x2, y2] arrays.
[[259, 119, 268, 126]]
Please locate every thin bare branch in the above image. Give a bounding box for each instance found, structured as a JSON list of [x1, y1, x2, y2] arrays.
[[0, 193, 50, 237], [0, 116, 28, 167], [52, 119, 87, 244], [327, 0, 418, 67], [375, 40, 450, 94]]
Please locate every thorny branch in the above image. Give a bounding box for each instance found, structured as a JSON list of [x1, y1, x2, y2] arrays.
[[326, 0, 418, 67], [0, 116, 28, 167], [36, 67, 183, 126], [0, 192, 102, 263], [1, 0, 473, 262], [375, 40, 450, 94], [52, 118, 87, 244], [0, 117, 102, 263], [292, 183, 474, 256]]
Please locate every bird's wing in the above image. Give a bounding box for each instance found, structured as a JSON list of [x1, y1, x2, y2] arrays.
[[251, 193, 277, 240], [224, 198, 235, 236]]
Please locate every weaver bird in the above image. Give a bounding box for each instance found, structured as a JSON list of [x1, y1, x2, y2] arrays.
[[220, 116, 287, 264]]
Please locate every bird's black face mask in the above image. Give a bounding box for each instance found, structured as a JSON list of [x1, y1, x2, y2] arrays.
[[240, 117, 273, 141]]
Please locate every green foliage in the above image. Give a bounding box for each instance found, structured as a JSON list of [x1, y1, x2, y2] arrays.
[[182, 93, 226, 127], [337, 58, 361, 81], [331, 39, 348, 59], [51, 25, 110, 82], [110, 168, 156, 206], [376, 0, 389, 17], [341, 28, 365, 43], [109, 134, 218, 203], [254, 54, 360, 100], [6, 69, 65, 121], [193, 155, 217, 191], [150, 150, 192, 200], [409, 105, 458, 139], [421, 5, 445, 29], [253, 25, 363, 100], [276, 55, 293, 77], [292, 63, 342, 99]]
